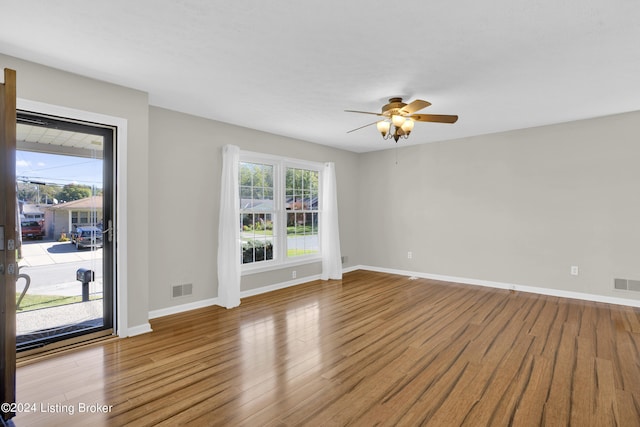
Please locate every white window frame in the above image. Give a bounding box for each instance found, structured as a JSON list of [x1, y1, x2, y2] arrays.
[[240, 150, 323, 274]]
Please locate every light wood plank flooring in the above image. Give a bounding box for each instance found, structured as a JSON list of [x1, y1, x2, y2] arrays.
[[13, 270, 640, 426]]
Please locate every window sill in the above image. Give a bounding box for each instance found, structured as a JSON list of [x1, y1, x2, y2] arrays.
[[241, 256, 322, 276]]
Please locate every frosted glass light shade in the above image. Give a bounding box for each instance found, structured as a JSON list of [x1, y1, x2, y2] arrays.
[[391, 115, 406, 127], [401, 119, 414, 134], [377, 120, 390, 136]]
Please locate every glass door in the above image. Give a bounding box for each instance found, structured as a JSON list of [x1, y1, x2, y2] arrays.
[[15, 111, 115, 354], [1, 67, 17, 427]]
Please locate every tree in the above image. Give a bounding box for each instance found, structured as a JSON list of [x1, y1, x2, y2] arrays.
[[57, 184, 92, 202], [17, 182, 37, 203], [17, 182, 62, 204], [40, 184, 62, 203]]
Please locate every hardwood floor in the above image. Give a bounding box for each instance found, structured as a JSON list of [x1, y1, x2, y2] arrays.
[[13, 270, 640, 426]]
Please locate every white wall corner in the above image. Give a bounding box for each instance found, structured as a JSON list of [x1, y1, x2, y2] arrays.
[[123, 323, 153, 337]]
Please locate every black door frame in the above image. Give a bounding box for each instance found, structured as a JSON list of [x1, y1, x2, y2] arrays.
[[16, 98, 131, 340], [15, 110, 116, 352], [1, 67, 17, 426]]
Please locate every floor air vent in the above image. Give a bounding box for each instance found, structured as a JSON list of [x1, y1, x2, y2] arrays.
[[614, 278, 640, 292], [172, 283, 193, 298]]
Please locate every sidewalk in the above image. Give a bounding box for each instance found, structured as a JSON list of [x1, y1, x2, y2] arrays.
[[19, 239, 103, 267], [17, 300, 103, 335]]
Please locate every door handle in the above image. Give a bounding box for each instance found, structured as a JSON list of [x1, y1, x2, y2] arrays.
[[102, 219, 113, 242]]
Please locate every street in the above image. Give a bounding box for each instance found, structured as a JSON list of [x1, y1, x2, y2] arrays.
[[18, 262, 103, 295], [17, 240, 103, 296], [15, 241, 105, 337]]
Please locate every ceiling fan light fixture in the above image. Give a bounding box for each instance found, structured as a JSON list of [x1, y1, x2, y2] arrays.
[[391, 115, 405, 127], [345, 97, 458, 143], [393, 130, 401, 143], [401, 119, 414, 134], [376, 120, 390, 137]]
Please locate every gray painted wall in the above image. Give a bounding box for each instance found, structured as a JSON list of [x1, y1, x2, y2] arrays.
[[1, 53, 151, 329], [148, 107, 360, 311], [358, 111, 640, 301]]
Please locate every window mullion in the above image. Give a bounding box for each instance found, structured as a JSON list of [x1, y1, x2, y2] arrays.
[[275, 160, 286, 263]]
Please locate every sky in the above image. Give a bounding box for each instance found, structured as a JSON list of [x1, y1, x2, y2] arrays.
[[16, 150, 103, 188]]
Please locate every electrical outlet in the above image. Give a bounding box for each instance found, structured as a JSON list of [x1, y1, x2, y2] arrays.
[[407, 251, 412, 259], [570, 266, 579, 276], [292, 270, 297, 279]]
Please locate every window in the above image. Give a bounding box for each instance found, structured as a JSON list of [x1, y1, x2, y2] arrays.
[[240, 162, 275, 264], [71, 210, 100, 226], [285, 167, 319, 257], [239, 154, 322, 270]]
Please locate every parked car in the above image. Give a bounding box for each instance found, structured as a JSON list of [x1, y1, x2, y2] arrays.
[[21, 220, 44, 240], [72, 226, 103, 249]]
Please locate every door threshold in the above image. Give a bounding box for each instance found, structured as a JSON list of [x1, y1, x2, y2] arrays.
[[17, 330, 117, 366]]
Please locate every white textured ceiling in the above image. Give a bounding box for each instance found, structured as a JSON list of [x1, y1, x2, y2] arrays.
[[1, 1, 639, 152]]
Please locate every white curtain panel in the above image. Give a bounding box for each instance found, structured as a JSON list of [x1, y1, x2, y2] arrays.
[[321, 162, 342, 280], [217, 144, 241, 308]]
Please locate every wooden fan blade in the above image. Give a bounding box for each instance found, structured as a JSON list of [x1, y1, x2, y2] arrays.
[[410, 114, 458, 124], [400, 99, 431, 114], [347, 120, 379, 133], [344, 109, 385, 117]]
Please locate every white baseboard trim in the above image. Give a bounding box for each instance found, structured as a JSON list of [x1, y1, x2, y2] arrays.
[[124, 323, 153, 337], [147, 273, 329, 320], [149, 297, 220, 319], [342, 265, 361, 274], [240, 274, 322, 299], [144, 263, 636, 324], [357, 265, 640, 308]]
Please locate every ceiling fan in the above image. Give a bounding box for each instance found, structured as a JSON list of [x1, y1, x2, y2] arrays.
[[345, 97, 458, 142]]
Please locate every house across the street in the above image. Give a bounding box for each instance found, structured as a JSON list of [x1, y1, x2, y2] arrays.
[[45, 195, 103, 240]]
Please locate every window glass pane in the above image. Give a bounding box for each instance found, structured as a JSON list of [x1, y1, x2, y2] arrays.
[[286, 168, 318, 211], [264, 165, 273, 187], [239, 162, 252, 186], [240, 211, 274, 265], [253, 187, 264, 200], [286, 211, 319, 257], [285, 189, 293, 210], [240, 162, 276, 264], [296, 169, 304, 190], [303, 190, 311, 210], [240, 186, 252, 210], [252, 164, 264, 187], [284, 167, 320, 258]]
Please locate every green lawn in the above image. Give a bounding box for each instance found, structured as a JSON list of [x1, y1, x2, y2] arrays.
[[287, 225, 317, 235], [17, 293, 102, 312]]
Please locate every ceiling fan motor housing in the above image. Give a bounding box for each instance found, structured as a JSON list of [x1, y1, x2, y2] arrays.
[[381, 98, 407, 115]]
